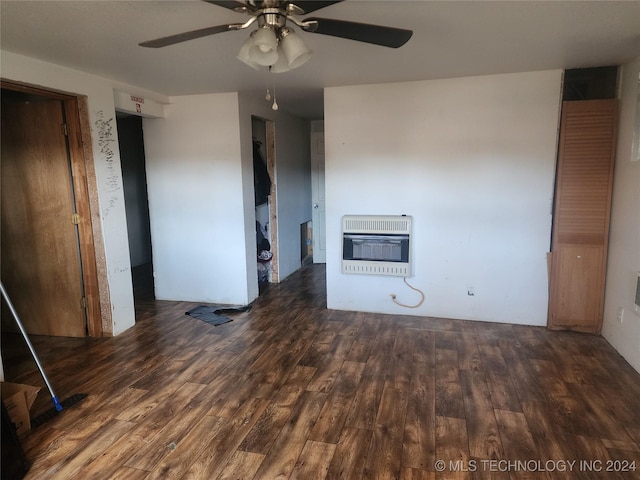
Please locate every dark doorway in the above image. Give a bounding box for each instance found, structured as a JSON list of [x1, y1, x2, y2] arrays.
[[563, 66, 618, 101], [116, 114, 154, 301]]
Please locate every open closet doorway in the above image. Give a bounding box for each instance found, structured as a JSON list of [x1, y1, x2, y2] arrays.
[[252, 116, 278, 294], [116, 114, 154, 302]]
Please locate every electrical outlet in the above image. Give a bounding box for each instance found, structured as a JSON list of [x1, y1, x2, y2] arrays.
[[617, 307, 625, 324]]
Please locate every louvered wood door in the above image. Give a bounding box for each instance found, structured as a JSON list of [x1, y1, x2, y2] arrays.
[[548, 99, 617, 333]]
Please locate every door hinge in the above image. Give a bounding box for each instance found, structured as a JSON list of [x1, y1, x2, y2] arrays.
[[81, 297, 87, 310], [62, 123, 69, 136], [72, 213, 80, 225]]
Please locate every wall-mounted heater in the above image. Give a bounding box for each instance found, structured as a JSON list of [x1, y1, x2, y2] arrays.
[[342, 215, 412, 277]]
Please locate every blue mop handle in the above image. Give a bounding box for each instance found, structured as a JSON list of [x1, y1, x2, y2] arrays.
[[51, 396, 63, 412], [0, 282, 63, 412]]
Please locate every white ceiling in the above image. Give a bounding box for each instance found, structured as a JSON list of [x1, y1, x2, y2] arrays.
[[1, 1, 639, 119]]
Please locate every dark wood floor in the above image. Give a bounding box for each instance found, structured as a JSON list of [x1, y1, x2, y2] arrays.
[[2, 264, 640, 479]]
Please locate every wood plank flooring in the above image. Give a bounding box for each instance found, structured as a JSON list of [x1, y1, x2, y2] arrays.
[[2, 264, 640, 479]]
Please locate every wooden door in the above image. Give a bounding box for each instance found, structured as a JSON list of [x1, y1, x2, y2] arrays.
[[1, 98, 87, 337], [548, 99, 617, 333], [266, 120, 279, 283]]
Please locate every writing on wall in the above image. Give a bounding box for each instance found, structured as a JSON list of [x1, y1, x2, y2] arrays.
[[94, 110, 120, 217]]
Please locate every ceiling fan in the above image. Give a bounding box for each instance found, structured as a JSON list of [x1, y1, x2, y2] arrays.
[[139, 1, 413, 71]]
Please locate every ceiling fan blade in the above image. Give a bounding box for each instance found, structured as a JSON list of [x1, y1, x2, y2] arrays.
[[139, 24, 236, 48], [285, 1, 344, 14], [202, 1, 249, 12], [304, 17, 412, 48]]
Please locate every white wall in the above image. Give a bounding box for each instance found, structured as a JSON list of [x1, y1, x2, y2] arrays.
[[0, 51, 166, 334], [143, 93, 253, 305], [269, 109, 311, 280], [602, 56, 640, 373], [142, 92, 311, 306], [324, 70, 563, 325]]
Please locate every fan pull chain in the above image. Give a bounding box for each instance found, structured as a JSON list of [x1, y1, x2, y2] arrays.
[[266, 66, 278, 110], [265, 67, 272, 101], [269, 67, 278, 110], [272, 82, 278, 111]]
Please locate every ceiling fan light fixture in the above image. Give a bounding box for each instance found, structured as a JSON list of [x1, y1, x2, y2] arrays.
[[279, 28, 312, 69], [237, 33, 261, 69], [249, 26, 279, 65]]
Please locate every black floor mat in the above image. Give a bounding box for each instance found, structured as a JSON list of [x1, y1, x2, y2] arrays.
[[185, 304, 250, 326]]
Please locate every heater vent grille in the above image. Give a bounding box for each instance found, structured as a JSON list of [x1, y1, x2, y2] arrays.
[[342, 261, 411, 277], [343, 216, 411, 234]]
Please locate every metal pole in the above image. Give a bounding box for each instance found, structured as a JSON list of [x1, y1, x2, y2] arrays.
[[0, 282, 62, 411]]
